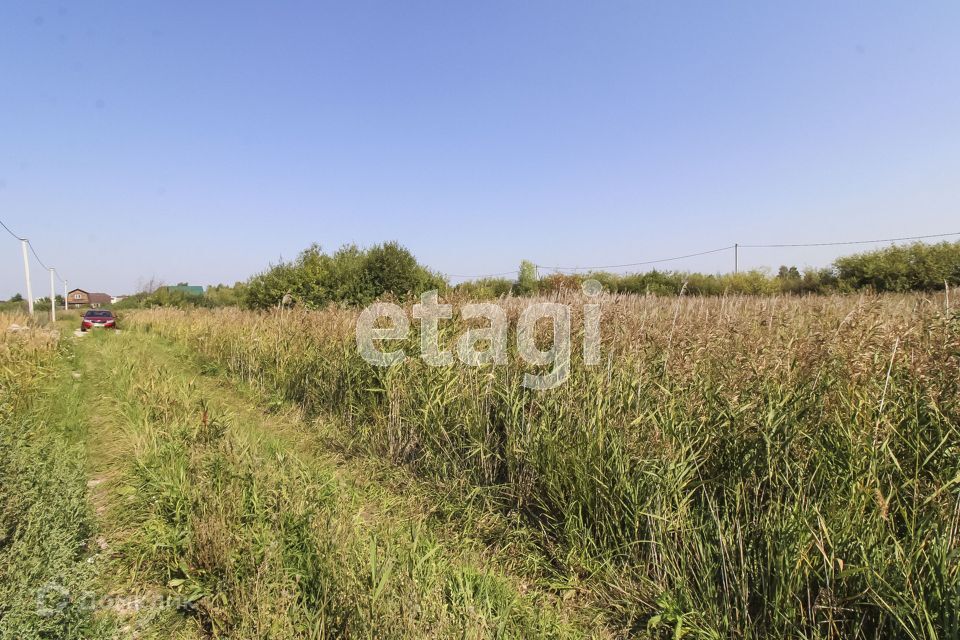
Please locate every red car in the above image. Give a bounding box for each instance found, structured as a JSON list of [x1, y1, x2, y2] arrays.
[[80, 310, 117, 331]]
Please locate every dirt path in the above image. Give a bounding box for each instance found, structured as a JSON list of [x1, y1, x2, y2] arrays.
[[49, 327, 604, 638]]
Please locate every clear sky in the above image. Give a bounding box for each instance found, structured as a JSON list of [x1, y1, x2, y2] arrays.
[[1, 1, 958, 297]]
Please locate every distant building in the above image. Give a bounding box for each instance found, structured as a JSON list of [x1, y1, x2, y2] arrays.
[[67, 288, 112, 308], [111, 295, 128, 304], [164, 284, 204, 296]]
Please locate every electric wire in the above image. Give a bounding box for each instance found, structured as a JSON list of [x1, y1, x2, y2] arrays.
[[1, 217, 67, 287]]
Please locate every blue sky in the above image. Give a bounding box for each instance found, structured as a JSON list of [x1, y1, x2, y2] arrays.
[[1, 1, 958, 297]]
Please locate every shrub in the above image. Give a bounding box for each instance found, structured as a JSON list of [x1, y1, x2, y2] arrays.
[[451, 277, 515, 299], [835, 241, 960, 292], [243, 242, 445, 309]]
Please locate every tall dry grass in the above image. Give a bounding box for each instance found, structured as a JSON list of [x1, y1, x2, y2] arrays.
[[0, 314, 113, 639], [97, 334, 581, 638], [127, 293, 960, 638]]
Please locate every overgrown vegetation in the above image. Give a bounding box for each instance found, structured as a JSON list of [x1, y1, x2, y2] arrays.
[[484, 241, 960, 299], [56, 325, 589, 637], [835, 241, 960, 292], [527, 267, 837, 297], [0, 296, 67, 314], [243, 240, 960, 306], [243, 242, 445, 309], [114, 282, 248, 310], [99, 240, 960, 311], [0, 316, 109, 639], [127, 292, 960, 638], [5, 242, 959, 637]]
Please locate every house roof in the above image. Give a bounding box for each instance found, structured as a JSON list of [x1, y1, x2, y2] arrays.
[[67, 289, 112, 303], [165, 285, 204, 296]]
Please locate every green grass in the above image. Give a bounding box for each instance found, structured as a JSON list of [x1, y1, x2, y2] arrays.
[[4, 293, 959, 638], [44, 326, 592, 638], [0, 319, 112, 639], [125, 293, 960, 638]]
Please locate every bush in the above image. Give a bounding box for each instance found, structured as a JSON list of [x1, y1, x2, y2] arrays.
[[451, 277, 515, 299], [243, 242, 445, 309], [516, 260, 539, 295], [835, 241, 960, 292]]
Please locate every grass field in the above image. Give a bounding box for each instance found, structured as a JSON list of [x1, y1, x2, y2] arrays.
[[2, 292, 958, 638]]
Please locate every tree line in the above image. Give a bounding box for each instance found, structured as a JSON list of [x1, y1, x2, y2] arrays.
[[454, 241, 960, 299], [17, 239, 953, 311]]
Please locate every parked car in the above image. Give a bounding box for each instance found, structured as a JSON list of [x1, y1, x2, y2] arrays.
[[80, 309, 117, 331]]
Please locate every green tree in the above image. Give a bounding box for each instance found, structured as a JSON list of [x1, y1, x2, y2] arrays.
[[205, 283, 247, 307], [242, 242, 445, 309], [516, 260, 539, 295], [777, 265, 801, 280], [328, 244, 373, 305], [835, 241, 960, 292], [363, 242, 424, 299]]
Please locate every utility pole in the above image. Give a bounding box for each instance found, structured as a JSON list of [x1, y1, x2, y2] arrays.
[[734, 243, 739, 274], [20, 239, 34, 316], [64, 280, 68, 311], [49, 268, 56, 323]]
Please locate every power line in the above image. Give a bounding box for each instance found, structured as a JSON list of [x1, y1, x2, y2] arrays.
[[446, 269, 520, 279], [27, 240, 52, 271], [450, 229, 960, 280], [2, 218, 68, 312], [1, 218, 64, 276], [740, 231, 960, 248], [0, 218, 24, 241], [538, 245, 734, 273]]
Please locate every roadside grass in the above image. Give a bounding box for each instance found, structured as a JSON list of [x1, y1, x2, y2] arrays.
[[142, 328, 587, 611], [73, 329, 594, 638], [0, 317, 113, 639], [125, 293, 960, 639], [6, 292, 959, 638]]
